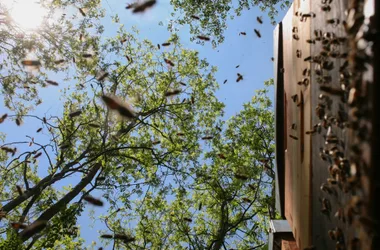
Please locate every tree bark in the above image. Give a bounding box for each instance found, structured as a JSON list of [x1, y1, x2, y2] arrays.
[[20, 163, 101, 242]]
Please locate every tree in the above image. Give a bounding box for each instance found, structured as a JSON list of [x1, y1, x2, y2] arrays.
[[166, 0, 291, 46], [0, 0, 104, 116]]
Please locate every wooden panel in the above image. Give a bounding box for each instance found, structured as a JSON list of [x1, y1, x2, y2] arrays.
[[282, 2, 312, 249], [308, 0, 350, 249]]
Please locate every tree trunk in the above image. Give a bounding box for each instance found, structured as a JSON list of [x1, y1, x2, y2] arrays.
[[20, 163, 101, 242]]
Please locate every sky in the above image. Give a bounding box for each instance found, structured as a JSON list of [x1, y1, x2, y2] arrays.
[[0, 0, 288, 249]]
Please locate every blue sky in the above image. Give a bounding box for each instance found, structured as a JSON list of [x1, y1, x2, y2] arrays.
[[0, 0, 288, 249]]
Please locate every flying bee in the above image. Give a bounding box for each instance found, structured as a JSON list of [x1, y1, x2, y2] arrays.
[[69, 110, 82, 118], [120, 38, 127, 44], [190, 15, 200, 20], [46, 80, 59, 86], [82, 53, 93, 58], [33, 152, 42, 159], [239, 32, 246, 36], [289, 135, 298, 140], [218, 153, 226, 159], [16, 185, 23, 195], [201, 136, 213, 140], [162, 42, 171, 46], [0, 113, 8, 123], [198, 202, 202, 210], [271, 57, 274, 61], [101, 234, 113, 239], [256, 16, 263, 24], [83, 195, 104, 206], [132, 0, 157, 13], [291, 123, 297, 130], [235, 173, 249, 180], [242, 197, 252, 203], [11, 222, 27, 230], [15, 118, 21, 126], [254, 29, 261, 38], [54, 59, 65, 64], [78, 8, 86, 16], [197, 35, 211, 41], [183, 218, 192, 223], [101, 95, 137, 120], [96, 71, 109, 81], [236, 73, 243, 82], [164, 89, 181, 97], [164, 58, 175, 67], [21, 60, 41, 67], [223, 79, 227, 84]]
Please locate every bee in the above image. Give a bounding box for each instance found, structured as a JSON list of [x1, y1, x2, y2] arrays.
[[315, 104, 325, 119], [236, 73, 243, 82], [101, 234, 113, 239], [322, 61, 334, 70], [0, 113, 8, 123], [114, 234, 135, 243], [198, 202, 202, 210], [21, 60, 41, 67], [292, 27, 298, 33], [291, 123, 297, 130], [320, 183, 334, 194], [164, 89, 181, 97], [215, 126, 222, 132], [201, 136, 213, 140], [302, 68, 310, 76], [291, 94, 298, 103], [16, 185, 23, 195], [304, 56, 312, 62], [21, 220, 47, 239], [183, 217, 192, 223], [157, 44, 160, 49], [235, 173, 249, 180], [126, 55, 132, 62], [78, 8, 86, 16], [33, 152, 42, 159], [218, 153, 226, 159], [197, 35, 211, 41], [54, 59, 65, 64], [96, 71, 109, 81], [293, 34, 300, 40], [132, 0, 157, 13], [254, 29, 261, 38], [242, 197, 252, 203], [101, 95, 137, 119], [289, 135, 298, 140], [11, 222, 28, 230], [271, 57, 274, 61], [327, 18, 340, 26], [327, 178, 337, 185], [190, 15, 200, 20], [321, 5, 331, 12], [223, 79, 227, 84], [120, 38, 127, 44], [162, 42, 171, 46], [164, 58, 175, 67], [43, 117, 47, 123], [301, 13, 316, 20], [239, 32, 246, 36], [296, 50, 302, 58], [256, 16, 263, 24], [69, 110, 81, 118], [83, 195, 104, 206], [305, 129, 316, 135], [46, 80, 59, 86], [334, 208, 345, 222], [177, 132, 185, 136], [82, 53, 93, 58]]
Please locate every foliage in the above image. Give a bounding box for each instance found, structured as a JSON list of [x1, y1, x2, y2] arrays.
[[167, 0, 291, 47]]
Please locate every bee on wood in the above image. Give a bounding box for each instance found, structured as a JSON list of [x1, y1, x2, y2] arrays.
[[190, 15, 200, 20], [0, 113, 8, 123], [197, 35, 210, 41], [289, 135, 298, 140], [327, 18, 340, 26], [256, 16, 263, 24], [101, 95, 137, 120], [306, 39, 315, 44], [239, 32, 246, 36], [292, 27, 298, 33], [132, 0, 157, 13], [120, 38, 127, 44], [83, 195, 104, 206], [296, 50, 302, 58], [164, 89, 181, 97], [254, 29, 261, 38], [78, 8, 86, 16], [236, 73, 243, 82], [164, 58, 175, 67], [291, 94, 298, 103], [321, 5, 331, 12], [69, 110, 82, 118], [162, 42, 171, 46], [291, 123, 297, 130]]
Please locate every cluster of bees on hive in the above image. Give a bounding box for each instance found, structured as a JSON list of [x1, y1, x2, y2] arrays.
[[289, 0, 376, 250]]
